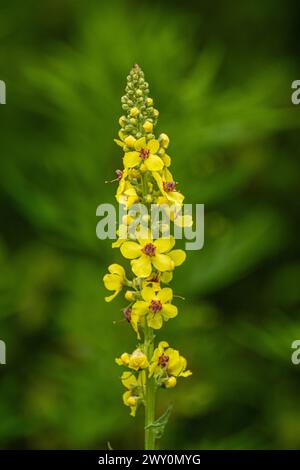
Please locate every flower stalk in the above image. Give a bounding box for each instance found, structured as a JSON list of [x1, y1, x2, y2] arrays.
[[103, 64, 192, 449]]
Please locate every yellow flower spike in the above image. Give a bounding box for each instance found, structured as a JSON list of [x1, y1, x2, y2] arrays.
[[143, 121, 153, 133], [103, 264, 126, 302], [104, 65, 192, 443]]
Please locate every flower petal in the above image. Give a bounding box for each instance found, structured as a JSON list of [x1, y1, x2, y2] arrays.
[[131, 255, 152, 278], [147, 139, 160, 154], [120, 241, 141, 259], [168, 249, 186, 266], [121, 371, 137, 389], [162, 303, 178, 319], [154, 237, 173, 253], [123, 151, 140, 168], [152, 253, 174, 272], [157, 287, 173, 303], [134, 137, 146, 151], [141, 286, 156, 302], [162, 153, 171, 167], [104, 290, 120, 302], [145, 155, 164, 171], [132, 300, 149, 316], [103, 273, 121, 291], [148, 312, 163, 329], [108, 264, 125, 277]]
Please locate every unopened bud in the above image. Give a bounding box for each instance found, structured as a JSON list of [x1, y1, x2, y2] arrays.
[[124, 135, 136, 148], [120, 353, 130, 364], [125, 290, 136, 301], [165, 376, 177, 388], [143, 121, 153, 133], [127, 396, 137, 407], [130, 107, 139, 117], [119, 115, 126, 127], [159, 133, 170, 148], [146, 97, 153, 106]]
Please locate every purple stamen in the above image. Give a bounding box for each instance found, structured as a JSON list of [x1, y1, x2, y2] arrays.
[[149, 300, 162, 313], [142, 243, 156, 257]]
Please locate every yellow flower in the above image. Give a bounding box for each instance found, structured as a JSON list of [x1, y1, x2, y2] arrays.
[[149, 341, 192, 383], [153, 170, 193, 228], [116, 348, 148, 371], [142, 271, 173, 291], [132, 287, 178, 330], [153, 171, 184, 206], [123, 137, 164, 171], [116, 176, 139, 209], [120, 234, 185, 278], [103, 264, 126, 302], [121, 371, 145, 417]]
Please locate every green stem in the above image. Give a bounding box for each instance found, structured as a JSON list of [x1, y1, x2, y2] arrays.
[[144, 320, 156, 450]]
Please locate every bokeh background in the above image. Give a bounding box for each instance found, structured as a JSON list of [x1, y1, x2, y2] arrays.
[[0, 0, 300, 450]]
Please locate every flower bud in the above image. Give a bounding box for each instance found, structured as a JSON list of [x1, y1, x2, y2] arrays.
[[146, 97, 153, 106], [165, 376, 177, 388], [140, 163, 147, 173], [145, 194, 152, 203], [129, 349, 148, 370], [127, 396, 137, 407], [159, 133, 170, 148], [143, 121, 153, 133], [153, 109, 159, 118], [120, 353, 130, 365], [125, 290, 135, 301], [124, 135, 136, 148], [119, 115, 126, 127], [130, 107, 139, 117]]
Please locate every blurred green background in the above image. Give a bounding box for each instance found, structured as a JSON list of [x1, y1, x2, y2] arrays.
[[0, 0, 300, 450]]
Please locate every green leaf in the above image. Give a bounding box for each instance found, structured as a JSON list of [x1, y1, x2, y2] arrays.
[[145, 404, 173, 440]]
